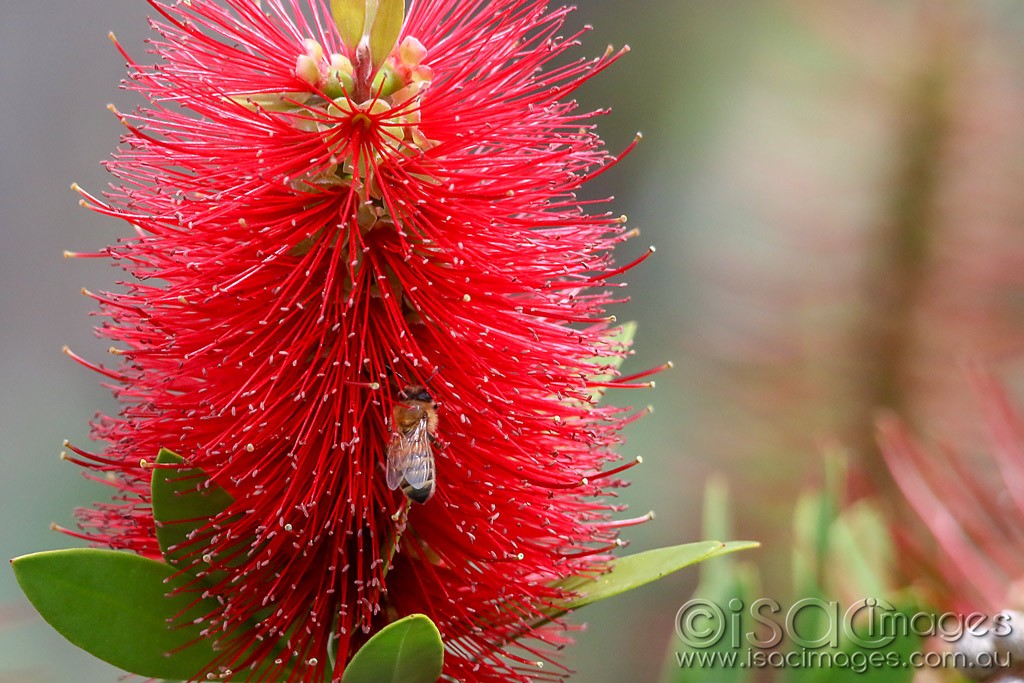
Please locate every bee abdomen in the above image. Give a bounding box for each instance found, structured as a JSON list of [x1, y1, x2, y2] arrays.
[[402, 480, 435, 504]]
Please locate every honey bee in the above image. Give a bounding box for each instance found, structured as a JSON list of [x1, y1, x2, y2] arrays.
[[386, 384, 438, 504]]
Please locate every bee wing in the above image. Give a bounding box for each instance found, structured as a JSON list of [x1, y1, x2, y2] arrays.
[[401, 428, 435, 489], [386, 431, 410, 490], [386, 420, 434, 489]]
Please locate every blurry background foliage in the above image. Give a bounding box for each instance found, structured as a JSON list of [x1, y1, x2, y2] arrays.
[[3, 1, 1024, 681]]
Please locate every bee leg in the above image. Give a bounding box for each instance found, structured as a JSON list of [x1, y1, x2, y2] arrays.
[[385, 500, 409, 569]]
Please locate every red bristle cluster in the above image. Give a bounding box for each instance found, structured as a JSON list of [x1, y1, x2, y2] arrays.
[[66, 1, 653, 680]]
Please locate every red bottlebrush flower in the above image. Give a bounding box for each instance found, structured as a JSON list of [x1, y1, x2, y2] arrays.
[[878, 366, 1024, 616], [63, 0, 651, 680]]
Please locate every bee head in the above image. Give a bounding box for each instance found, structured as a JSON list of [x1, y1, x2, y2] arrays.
[[400, 384, 433, 403]]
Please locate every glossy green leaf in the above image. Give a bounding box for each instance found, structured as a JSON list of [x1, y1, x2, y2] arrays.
[[368, 0, 406, 72], [12, 548, 224, 680], [341, 614, 443, 683], [330, 0, 367, 51], [151, 448, 234, 569], [551, 540, 759, 618], [150, 454, 305, 679]]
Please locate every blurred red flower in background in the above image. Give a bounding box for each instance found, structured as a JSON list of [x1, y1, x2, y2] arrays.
[[879, 366, 1024, 616], [61, 0, 652, 680]]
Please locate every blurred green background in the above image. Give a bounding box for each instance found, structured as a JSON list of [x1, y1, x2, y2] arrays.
[[4, 1, 1024, 681]]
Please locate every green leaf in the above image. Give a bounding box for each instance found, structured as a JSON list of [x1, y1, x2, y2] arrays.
[[329, 0, 405, 72], [151, 448, 234, 569], [341, 614, 443, 683], [665, 567, 758, 683], [700, 476, 731, 543], [792, 449, 844, 598], [551, 540, 759, 618], [12, 548, 225, 680], [331, 0, 367, 51], [368, 0, 406, 72], [150, 453, 307, 679], [660, 485, 759, 683], [588, 321, 638, 401], [780, 603, 921, 683], [826, 500, 895, 600], [693, 477, 744, 598]]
